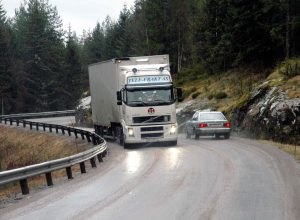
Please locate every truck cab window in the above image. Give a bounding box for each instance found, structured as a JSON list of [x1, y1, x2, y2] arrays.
[[126, 87, 175, 107]]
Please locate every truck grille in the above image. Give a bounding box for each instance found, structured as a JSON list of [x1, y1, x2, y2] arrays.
[[140, 126, 163, 132], [133, 115, 170, 124], [141, 133, 164, 139]]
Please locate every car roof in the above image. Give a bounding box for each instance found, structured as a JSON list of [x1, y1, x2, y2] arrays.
[[197, 111, 223, 114]]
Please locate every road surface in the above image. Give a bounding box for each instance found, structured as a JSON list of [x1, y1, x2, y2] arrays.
[[1, 117, 300, 220]]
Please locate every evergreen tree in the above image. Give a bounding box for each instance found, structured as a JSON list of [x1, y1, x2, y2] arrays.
[[63, 27, 85, 108], [13, 0, 65, 111], [0, 1, 12, 114], [114, 5, 134, 57]]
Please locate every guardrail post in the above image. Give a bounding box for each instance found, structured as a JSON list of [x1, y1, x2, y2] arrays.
[[23, 121, 26, 128], [4, 118, 7, 124], [86, 134, 91, 143], [90, 157, 97, 168], [67, 128, 71, 136], [43, 124, 46, 131], [97, 154, 103, 163], [10, 119, 12, 125], [92, 135, 97, 145], [17, 120, 20, 126], [19, 179, 29, 195], [74, 130, 78, 138], [103, 150, 107, 157], [36, 123, 39, 131], [80, 162, 86, 173], [56, 125, 58, 133], [45, 172, 53, 186], [66, 167, 73, 179], [80, 131, 85, 140], [61, 127, 65, 135], [30, 122, 33, 130]]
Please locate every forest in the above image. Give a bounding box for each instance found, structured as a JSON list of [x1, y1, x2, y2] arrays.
[[0, 0, 299, 114]]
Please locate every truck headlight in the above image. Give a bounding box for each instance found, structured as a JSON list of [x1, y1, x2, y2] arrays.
[[128, 128, 134, 137], [170, 125, 177, 134]]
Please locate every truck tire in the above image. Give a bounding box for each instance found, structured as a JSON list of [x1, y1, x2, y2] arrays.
[[123, 142, 131, 149], [168, 140, 177, 146]]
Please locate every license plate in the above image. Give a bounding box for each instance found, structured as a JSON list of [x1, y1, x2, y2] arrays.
[[209, 124, 221, 127]]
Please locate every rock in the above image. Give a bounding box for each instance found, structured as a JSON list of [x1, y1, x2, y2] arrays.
[[233, 84, 300, 144], [75, 95, 93, 127]]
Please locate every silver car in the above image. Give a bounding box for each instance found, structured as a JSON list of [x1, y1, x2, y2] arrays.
[[185, 111, 231, 139]]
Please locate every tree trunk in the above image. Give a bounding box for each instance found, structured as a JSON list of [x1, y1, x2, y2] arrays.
[[286, 0, 291, 58]]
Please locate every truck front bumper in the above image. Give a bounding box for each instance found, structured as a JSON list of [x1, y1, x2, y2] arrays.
[[124, 123, 178, 144]]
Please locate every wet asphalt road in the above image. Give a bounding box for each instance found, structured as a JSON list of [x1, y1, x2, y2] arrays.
[[1, 117, 300, 220]]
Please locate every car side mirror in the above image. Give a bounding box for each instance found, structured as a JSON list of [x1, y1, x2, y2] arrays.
[[177, 88, 183, 102], [116, 91, 122, 105]]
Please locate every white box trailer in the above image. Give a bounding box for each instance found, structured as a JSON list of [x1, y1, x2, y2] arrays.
[[88, 55, 182, 147]]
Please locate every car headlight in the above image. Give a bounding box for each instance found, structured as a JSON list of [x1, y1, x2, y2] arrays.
[[170, 125, 177, 134], [128, 128, 134, 137]]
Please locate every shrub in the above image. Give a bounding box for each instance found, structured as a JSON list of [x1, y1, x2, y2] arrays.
[[184, 87, 197, 98], [214, 92, 228, 99], [279, 58, 300, 79], [192, 92, 200, 99], [208, 94, 214, 100]]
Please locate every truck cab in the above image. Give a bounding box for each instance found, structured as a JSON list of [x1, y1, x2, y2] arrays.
[[89, 55, 182, 148], [117, 64, 181, 146]]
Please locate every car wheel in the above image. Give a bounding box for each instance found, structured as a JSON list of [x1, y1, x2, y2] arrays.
[[224, 133, 230, 139], [186, 129, 191, 139]]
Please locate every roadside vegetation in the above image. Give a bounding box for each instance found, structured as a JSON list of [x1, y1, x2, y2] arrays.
[[175, 58, 300, 116], [262, 140, 300, 162], [0, 125, 88, 199]]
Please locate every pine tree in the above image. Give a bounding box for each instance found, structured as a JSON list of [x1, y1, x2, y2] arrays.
[[0, 1, 12, 114], [13, 0, 65, 111], [63, 27, 85, 108]]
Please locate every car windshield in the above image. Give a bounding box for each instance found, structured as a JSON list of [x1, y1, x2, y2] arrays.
[[199, 113, 226, 121], [126, 87, 174, 106]]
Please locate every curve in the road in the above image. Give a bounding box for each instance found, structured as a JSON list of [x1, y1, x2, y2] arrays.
[[1, 118, 299, 220]]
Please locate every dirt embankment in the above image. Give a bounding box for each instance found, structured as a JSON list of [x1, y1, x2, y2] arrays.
[[0, 125, 88, 200]]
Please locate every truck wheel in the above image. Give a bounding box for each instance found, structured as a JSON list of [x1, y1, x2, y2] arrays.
[[123, 143, 130, 149], [119, 135, 124, 146], [123, 138, 131, 149], [224, 133, 230, 139], [168, 140, 177, 146]]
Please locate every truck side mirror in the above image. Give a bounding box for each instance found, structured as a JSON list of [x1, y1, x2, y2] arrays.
[[116, 91, 122, 105], [177, 88, 183, 102]]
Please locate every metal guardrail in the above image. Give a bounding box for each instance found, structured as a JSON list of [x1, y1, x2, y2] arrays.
[[0, 113, 107, 195], [0, 110, 75, 119]]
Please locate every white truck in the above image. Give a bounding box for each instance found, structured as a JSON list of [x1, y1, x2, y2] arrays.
[[88, 55, 183, 147]]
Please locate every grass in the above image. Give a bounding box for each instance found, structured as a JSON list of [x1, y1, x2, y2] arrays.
[[0, 125, 88, 198], [175, 69, 265, 115], [261, 140, 300, 161], [175, 57, 300, 116]]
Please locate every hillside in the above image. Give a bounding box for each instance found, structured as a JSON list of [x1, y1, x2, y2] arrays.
[[176, 58, 300, 144]]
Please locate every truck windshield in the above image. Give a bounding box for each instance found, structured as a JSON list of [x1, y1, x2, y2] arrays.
[[126, 87, 174, 106]]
